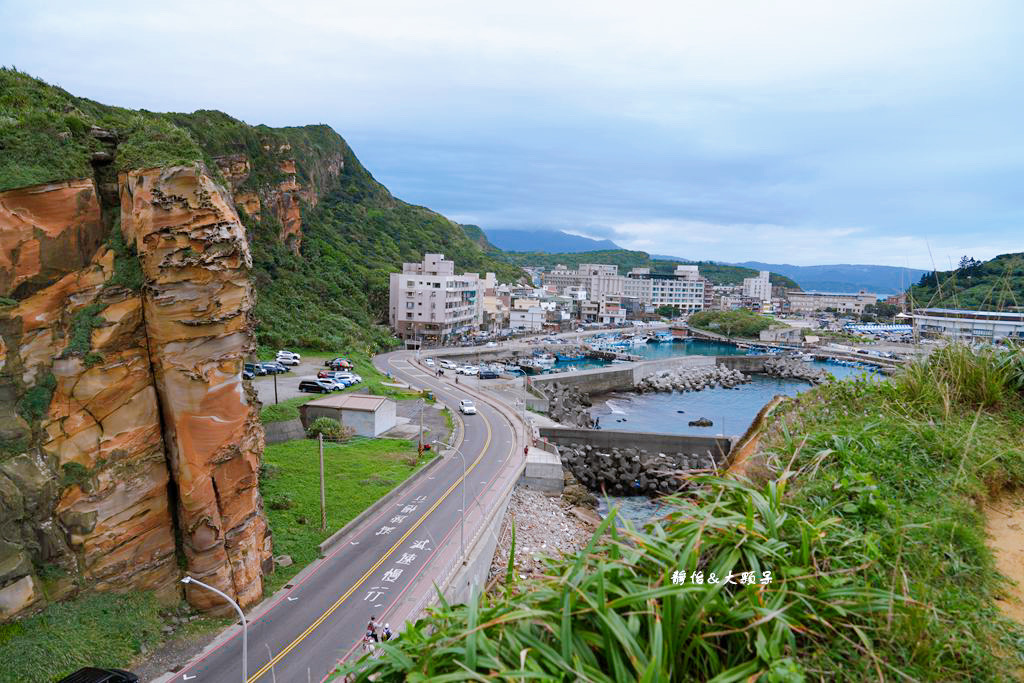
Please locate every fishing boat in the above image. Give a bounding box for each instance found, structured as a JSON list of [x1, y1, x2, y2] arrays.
[[556, 352, 585, 362], [533, 353, 556, 367], [518, 361, 544, 375]]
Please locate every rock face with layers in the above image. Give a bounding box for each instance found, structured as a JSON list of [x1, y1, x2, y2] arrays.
[[0, 179, 179, 620], [120, 165, 271, 612], [213, 146, 344, 253]]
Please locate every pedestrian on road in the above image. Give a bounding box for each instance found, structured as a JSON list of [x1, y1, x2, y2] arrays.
[[382, 623, 393, 641], [367, 616, 380, 642]]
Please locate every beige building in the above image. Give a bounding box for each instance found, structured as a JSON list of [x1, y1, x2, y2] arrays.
[[624, 265, 709, 313], [389, 253, 491, 342], [787, 290, 877, 314], [543, 263, 709, 313]]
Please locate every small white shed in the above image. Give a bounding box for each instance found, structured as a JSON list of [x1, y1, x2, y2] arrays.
[[300, 394, 397, 437]]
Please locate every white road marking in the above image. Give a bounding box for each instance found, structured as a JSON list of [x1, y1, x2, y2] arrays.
[[183, 676, 196, 681], [287, 597, 298, 602], [350, 541, 359, 545]]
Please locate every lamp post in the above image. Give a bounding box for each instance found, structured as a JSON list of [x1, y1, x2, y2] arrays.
[[181, 576, 246, 683], [434, 439, 466, 561]]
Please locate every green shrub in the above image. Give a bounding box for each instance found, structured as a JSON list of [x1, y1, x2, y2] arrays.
[[306, 417, 353, 441], [688, 309, 775, 339]]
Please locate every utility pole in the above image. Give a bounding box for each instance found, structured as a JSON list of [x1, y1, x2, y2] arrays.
[[274, 371, 278, 405], [318, 433, 326, 532], [418, 398, 424, 455]]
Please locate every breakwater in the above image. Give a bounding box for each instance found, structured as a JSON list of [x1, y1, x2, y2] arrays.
[[637, 365, 748, 393]]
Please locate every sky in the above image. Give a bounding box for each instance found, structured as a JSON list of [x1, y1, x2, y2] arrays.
[[2, 0, 1022, 268]]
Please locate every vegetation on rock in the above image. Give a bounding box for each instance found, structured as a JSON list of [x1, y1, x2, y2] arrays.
[[910, 252, 1024, 310]]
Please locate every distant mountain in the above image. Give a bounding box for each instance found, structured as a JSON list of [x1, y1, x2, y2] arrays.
[[485, 228, 620, 253], [734, 261, 928, 295]]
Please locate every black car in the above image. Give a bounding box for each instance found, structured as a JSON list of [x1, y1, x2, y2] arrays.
[[244, 362, 267, 376], [299, 379, 333, 394], [478, 369, 499, 379], [58, 668, 139, 683]]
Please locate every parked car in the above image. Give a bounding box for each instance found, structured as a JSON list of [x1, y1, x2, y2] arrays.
[[459, 399, 477, 415], [423, 358, 435, 366], [335, 372, 362, 384], [299, 379, 335, 394], [458, 365, 478, 375], [478, 368, 499, 379], [58, 668, 139, 683], [319, 379, 347, 391], [324, 357, 353, 369], [244, 362, 267, 376], [485, 341, 498, 347], [275, 355, 301, 366], [437, 359, 456, 370], [276, 350, 301, 362], [260, 361, 289, 374], [242, 368, 255, 380]]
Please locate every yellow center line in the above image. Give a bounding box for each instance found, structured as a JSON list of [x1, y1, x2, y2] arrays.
[[247, 355, 491, 681]]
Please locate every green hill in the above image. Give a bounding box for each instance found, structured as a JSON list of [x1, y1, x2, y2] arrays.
[[1, 68, 524, 351], [909, 253, 1024, 310], [494, 248, 800, 288]]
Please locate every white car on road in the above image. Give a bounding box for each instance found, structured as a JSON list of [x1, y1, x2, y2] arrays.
[[459, 400, 477, 415], [458, 365, 478, 375], [423, 358, 435, 367], [438, 359, 457, 370]]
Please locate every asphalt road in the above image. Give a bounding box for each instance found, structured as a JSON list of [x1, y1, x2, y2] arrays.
[[167, 350, 520, 683]]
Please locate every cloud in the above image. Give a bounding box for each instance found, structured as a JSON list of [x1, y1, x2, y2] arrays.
[[2, 0, 1022, 268]]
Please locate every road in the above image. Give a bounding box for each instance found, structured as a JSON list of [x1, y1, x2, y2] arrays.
[[166, 350, 522, 683]]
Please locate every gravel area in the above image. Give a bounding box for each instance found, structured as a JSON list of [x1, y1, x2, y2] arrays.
[[488, 488, 600, 583]]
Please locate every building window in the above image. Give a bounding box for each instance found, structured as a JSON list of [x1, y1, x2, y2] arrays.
[[406, 302, 414, 309]]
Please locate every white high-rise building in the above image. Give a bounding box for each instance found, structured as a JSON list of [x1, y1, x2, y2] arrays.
[[389, 253, 489, 342], [742, 270, 772, 301]]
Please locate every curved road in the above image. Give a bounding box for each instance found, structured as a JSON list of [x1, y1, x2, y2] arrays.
[[167, 350, 522, 683]]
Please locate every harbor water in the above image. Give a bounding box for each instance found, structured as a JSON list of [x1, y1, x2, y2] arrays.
[[571, 339, 878, 524]]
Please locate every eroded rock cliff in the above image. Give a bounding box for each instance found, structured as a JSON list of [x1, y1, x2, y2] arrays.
[[120, 165, 271, 611], [0, 165, 271, 621]]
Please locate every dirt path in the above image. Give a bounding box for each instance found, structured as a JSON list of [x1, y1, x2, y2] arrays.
[[985, 492, 1024, 624]]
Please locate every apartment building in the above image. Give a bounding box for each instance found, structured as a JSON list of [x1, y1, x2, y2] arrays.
[[742, 270, 772, 301], [543, 263, 709, 313], [787, 290, 877, 314], [389, 253, 491, 342], [624, 265, 709, 314]]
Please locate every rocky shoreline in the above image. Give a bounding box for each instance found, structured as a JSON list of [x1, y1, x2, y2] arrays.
[[636, 365, 748, 393], [488, 486, 598, 585], [560, 443, 721, 496], [762, 356, 828, 383]]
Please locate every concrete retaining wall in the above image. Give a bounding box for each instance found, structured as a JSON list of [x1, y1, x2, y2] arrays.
[[539, 426, 732, 459], [264, 418, 305, 444], [519, 447, 564, 493]]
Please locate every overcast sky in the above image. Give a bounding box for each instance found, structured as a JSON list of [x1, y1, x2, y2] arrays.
[[3, 0, 1021, 268]]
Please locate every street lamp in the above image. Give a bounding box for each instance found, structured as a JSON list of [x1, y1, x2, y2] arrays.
[[434, 439, 466, 562], [181, 576, 247, 683]]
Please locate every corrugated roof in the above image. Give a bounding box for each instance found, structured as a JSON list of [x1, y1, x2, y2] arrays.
[[304, 394, 390, 411]]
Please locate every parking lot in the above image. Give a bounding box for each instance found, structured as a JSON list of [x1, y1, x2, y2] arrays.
[[250, 358, 340, 403]]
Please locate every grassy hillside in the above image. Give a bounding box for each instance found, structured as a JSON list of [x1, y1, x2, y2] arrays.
[[495, 248, 799, 288], [910, 252, 1024, 310], [336, 345, 1024, 681], [1, 68, 523, 351]]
